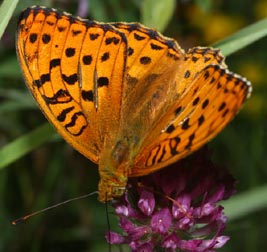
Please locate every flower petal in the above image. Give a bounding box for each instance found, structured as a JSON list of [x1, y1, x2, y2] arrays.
[[172, 193, 191, 219], [162, 232, 181, 249], [105, 231, 127, 244], [151, 208, 172, 234], [130, 241, 154, 252], [138, 190, 155, 216]]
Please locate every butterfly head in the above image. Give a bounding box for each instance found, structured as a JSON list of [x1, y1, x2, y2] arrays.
[[98, 177, 127, 202]]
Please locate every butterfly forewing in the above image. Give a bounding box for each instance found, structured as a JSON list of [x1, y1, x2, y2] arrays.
[[113, 23, 185, 145], [17, 7, 127, 163]]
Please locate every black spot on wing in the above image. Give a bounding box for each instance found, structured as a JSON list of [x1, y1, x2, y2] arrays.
[[41, 74, 50, 84], [101, 52, 110, 62], [184, 70, 190, 78], [46, 21, 54, 26], [65, 48, 75, 57], [166, 124, 175, 134], [210, 77, 216, 84], [29, 33, 37, 43], [65, 112, 87, 136], [148, 146, 160, 167], [167, 52, 180, 61], [150, 43, 163, 50], [222, 109, 229, 118], [72, 30, 82, 36], [170, 137, 180, 155], [175, 106, 183, 116], [134, 32, 145, 41], [193, 97, 200, 106], [89, 33, 99, 40], [62, 73, 78, 85], [42, 89, 72, 104], [105, 37, 120, 45], [192, 56, 198, 62], [218, 102, 226, 111], [42, 34, 51, 44], [128, 47, 134, 56], [82, 55, 92, 65], [58, 26, 66, 32], [140, 56, 151, 65], [198, 115, 205, 126], [204, 56, 211, 62], [57, 106, 74, 122], [156, 145, 166, 164], [181, 118, 190, 130], [202, 99, 209, 109], [98, 77, 109, 87], [82, 90, 93, 101], [50, 58, 61, 69], [185, 133, 195, 149], [33, 74, 51, 88], [204, 70, 210, 80]]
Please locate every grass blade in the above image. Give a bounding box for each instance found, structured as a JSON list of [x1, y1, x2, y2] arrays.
[[0, 0, 19, 39], [213, 18, 267, 56], [0, 123, 56, 169], [222, 185, 267, 220]]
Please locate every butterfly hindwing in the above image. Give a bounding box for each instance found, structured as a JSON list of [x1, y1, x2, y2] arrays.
[[132, 48, 251, 176]]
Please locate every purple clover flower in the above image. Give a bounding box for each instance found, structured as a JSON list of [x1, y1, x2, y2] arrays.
[[106, 149, 236, 251]]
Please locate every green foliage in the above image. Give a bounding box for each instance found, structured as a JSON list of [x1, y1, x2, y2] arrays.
[[0, 123, 55, 169], [195, 0, 213, 12], [214, 18, 267, 56], [222, 185, 267, 220], [141, 0, 176, 31], [0, 0, 19, 39]]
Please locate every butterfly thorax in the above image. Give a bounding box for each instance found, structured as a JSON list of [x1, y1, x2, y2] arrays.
[[98, 138, 132, 202]]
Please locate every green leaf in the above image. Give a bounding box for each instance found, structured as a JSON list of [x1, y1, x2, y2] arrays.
[[222, 185, 267, 220], [0, 0, 19, 39], [213, 18, 267, 56], [0, 123, 56, 169], [195, 0, 212, 12], [141, 0, 176, 32]]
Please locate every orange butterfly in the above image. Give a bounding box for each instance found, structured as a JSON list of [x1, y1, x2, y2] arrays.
[[16, 6, 251, 202]]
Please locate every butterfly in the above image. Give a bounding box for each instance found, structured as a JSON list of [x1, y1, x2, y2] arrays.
[[16, 6, 251, 202]]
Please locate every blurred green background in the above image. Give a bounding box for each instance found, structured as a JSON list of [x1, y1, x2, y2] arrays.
[[0, 0, 266, 251]]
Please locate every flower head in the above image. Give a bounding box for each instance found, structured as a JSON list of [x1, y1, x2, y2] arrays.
[[106, 148, 236, 251]]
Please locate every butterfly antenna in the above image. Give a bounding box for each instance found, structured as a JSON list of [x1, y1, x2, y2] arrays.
[[12, 191, 99, 225]]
